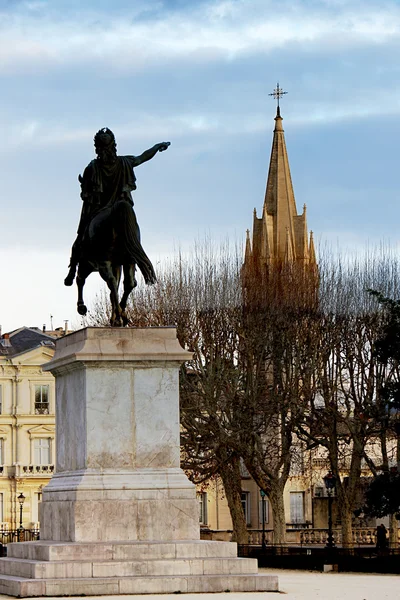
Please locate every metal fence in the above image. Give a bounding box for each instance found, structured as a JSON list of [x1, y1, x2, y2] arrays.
[[238, 544, 400, 573], [0, 528, 40, 546]]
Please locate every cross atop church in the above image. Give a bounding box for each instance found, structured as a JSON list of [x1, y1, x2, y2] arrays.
[[269, 83, 288, 110]]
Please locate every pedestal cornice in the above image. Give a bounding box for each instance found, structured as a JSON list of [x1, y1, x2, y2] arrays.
[[43, 327, 192, 373]]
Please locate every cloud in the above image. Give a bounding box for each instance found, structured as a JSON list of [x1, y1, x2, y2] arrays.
[[5, 93, 400, 154], [0, 246, 86, 333], [0, 111, 267, 152], [1, 0, 399, 333], [290, 95, 400, 126], [0, 241, 194, 334], [0, 0, 399, 73]]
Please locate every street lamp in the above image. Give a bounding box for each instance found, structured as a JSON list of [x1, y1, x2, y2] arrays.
[[260, 489, 267, 550], [323, 472, 336, 550], [17, 493, 25, 541]]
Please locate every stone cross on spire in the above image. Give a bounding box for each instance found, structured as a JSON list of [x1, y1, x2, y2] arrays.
[[269, 83, 287, 116]]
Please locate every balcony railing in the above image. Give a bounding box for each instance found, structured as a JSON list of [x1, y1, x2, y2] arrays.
[[311, 458, 330, 468], [22, 465, 54, 475], [34, 402, 49, 415], [299, 528, 382, 546], [203, 528, 400, 547], [10, 465, 54, 477]]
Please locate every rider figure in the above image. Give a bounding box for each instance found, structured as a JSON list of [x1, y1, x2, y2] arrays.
[[64, 128, 170, 286]]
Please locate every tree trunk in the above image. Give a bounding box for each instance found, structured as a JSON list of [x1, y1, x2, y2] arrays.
[[268, 486, 286, 545], [218, 454, 249, 544], [340, 508, 354, 550], [389, 514, 398, 549]]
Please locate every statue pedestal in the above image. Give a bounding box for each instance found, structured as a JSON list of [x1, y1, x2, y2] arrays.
[[0, 328, 278, 596], [40, 327, 198, 543]]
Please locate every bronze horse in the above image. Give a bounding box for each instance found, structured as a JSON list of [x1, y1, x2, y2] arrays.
[[65, 128, 169, 326]]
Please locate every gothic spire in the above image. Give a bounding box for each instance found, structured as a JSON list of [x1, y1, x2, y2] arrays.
[[244, 85, 316, 268]]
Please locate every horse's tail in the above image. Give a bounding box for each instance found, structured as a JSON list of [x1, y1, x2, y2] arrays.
[[114, 201, 157, 285]]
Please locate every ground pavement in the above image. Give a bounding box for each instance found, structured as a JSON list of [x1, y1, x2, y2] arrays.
[[0, 568, 396, 600]]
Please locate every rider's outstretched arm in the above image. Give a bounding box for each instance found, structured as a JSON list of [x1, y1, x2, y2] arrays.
[[133, 142, 170, 166]]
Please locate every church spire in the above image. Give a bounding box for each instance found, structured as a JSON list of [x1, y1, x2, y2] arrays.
[[263, 84, 298, 261], [244, 84, 316, 269]]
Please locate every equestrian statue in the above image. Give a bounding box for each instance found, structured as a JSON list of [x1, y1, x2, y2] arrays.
[[64, 128, 170, 326]]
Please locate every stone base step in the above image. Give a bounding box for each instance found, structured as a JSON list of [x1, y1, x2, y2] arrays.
[[8, 540, 237, 562], [0, 573, 279, 597], [0, 556, 258, 579], [0, 539, 279, 596]]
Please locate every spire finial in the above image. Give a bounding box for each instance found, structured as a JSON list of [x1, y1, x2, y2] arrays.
[[269, 82, 288, 116]]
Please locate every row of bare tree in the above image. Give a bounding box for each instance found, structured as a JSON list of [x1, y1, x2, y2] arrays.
[[88, 242, 400, 548]]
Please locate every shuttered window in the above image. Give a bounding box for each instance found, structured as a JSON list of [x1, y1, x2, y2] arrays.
[[290, 492, 305, 524]]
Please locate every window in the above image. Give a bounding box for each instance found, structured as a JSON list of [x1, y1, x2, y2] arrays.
[[290, 492, 305, 524], [197, 492, 207, 525], [258, 497, 269, 525], [34, 386, 49, 414], [34, 438, 51, 465], [32, 492, 42, 524], [241, 492, 251, 525], [0, 439, 3, 466], [0, 494, 3, 522]]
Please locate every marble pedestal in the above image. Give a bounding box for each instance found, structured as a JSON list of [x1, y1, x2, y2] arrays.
[[40, 327, 198, 543], [0, 328, 278, 596]]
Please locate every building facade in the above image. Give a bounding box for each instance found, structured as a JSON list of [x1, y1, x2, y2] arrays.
[[0, 327, 56, 529]]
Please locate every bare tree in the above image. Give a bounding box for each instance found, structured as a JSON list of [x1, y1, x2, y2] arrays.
[[361, 291, 400, 547], [238, 257, 319, 544], [297, 249, 400, 548]]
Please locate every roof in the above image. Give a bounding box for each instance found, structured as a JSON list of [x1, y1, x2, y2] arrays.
[[0, 327, 56, 357]]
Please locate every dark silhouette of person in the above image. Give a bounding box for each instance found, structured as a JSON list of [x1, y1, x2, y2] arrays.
[[376, 523, 388, 551]]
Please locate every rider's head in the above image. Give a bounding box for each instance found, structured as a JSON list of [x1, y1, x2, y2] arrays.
[[94, 128, 117, 164]]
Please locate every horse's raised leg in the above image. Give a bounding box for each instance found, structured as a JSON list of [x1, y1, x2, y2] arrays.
[[99, 262, 122, 327], [120, 263, 137, 326], [76, 261, 94, 316]]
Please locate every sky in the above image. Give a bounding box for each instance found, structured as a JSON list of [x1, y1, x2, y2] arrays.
[[1, 0, 400, 332]]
